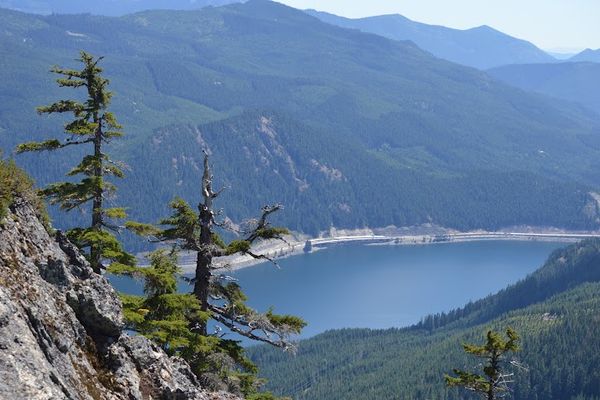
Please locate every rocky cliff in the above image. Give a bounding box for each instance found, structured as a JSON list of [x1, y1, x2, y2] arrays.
[[0, 196, 239, 400]]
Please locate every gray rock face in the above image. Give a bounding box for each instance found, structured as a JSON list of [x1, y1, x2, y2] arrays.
[[0, 197, 240, 400]]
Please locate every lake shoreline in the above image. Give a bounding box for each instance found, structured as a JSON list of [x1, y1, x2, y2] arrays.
[[121, 239, 567, 339], [175, 230, 600, 274]]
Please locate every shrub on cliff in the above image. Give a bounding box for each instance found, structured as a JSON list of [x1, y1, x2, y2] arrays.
[[0, 154, 49, 227]]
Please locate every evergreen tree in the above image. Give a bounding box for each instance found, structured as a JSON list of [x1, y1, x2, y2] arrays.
[[110, 249, 207, 355], [16, 51, 134, 273], [446, 328, 521, 400], [119, 152, 305, 395]]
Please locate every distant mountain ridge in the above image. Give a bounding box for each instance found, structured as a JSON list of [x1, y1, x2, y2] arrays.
[[0, 0, 243, 16], [305, 9, 556, 69], [570, 48, 600, 63]]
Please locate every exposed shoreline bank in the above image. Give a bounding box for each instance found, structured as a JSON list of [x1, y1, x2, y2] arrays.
[[176, 230, 600, 274]]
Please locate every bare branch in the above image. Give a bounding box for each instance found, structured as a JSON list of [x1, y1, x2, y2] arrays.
[[246, 251, 281, 269], [212, 185, 227, 199], [208, 304, 295, 351], [244, 204, 284, 243]]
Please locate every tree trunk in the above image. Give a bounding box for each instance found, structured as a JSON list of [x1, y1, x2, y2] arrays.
[[488, 351, 499, 400], [90, 119, 103, 274], [193, 155, 217, 335], [194, 248, 212, 336]]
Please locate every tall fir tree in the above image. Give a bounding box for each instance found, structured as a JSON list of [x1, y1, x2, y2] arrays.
[[119, 152, 305, 395], [446, 328, 521, 400], [17, 51, 134, 273]]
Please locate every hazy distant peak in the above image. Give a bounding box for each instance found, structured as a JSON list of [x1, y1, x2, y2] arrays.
[[469, 24, 495, 31], [305, 9, 555, 69], [362, 13, 412, 22], [570, 48, 600, 62]]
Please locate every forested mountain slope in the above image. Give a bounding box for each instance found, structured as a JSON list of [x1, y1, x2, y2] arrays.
[[248, 239, 600, 400], [305, 9, 555, 69], [2, 0, 600, 237], [489, 62, 600, 115]]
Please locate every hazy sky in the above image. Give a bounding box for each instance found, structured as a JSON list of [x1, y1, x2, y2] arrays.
[[277, 0, 600, 52]]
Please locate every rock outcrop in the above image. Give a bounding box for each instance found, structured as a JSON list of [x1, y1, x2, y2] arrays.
[[0, 197, 240, 400]]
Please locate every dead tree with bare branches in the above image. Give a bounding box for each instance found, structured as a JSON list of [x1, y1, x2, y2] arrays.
[[124, 152, 305, 395]]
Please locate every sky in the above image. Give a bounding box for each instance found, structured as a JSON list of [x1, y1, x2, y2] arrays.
[[277, 0, 600, 53]]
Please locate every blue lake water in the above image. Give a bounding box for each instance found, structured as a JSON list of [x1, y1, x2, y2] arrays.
[[109, 240, 564, 340]]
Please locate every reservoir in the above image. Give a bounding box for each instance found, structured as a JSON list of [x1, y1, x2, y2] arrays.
[[110, 240, 564, 339]]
